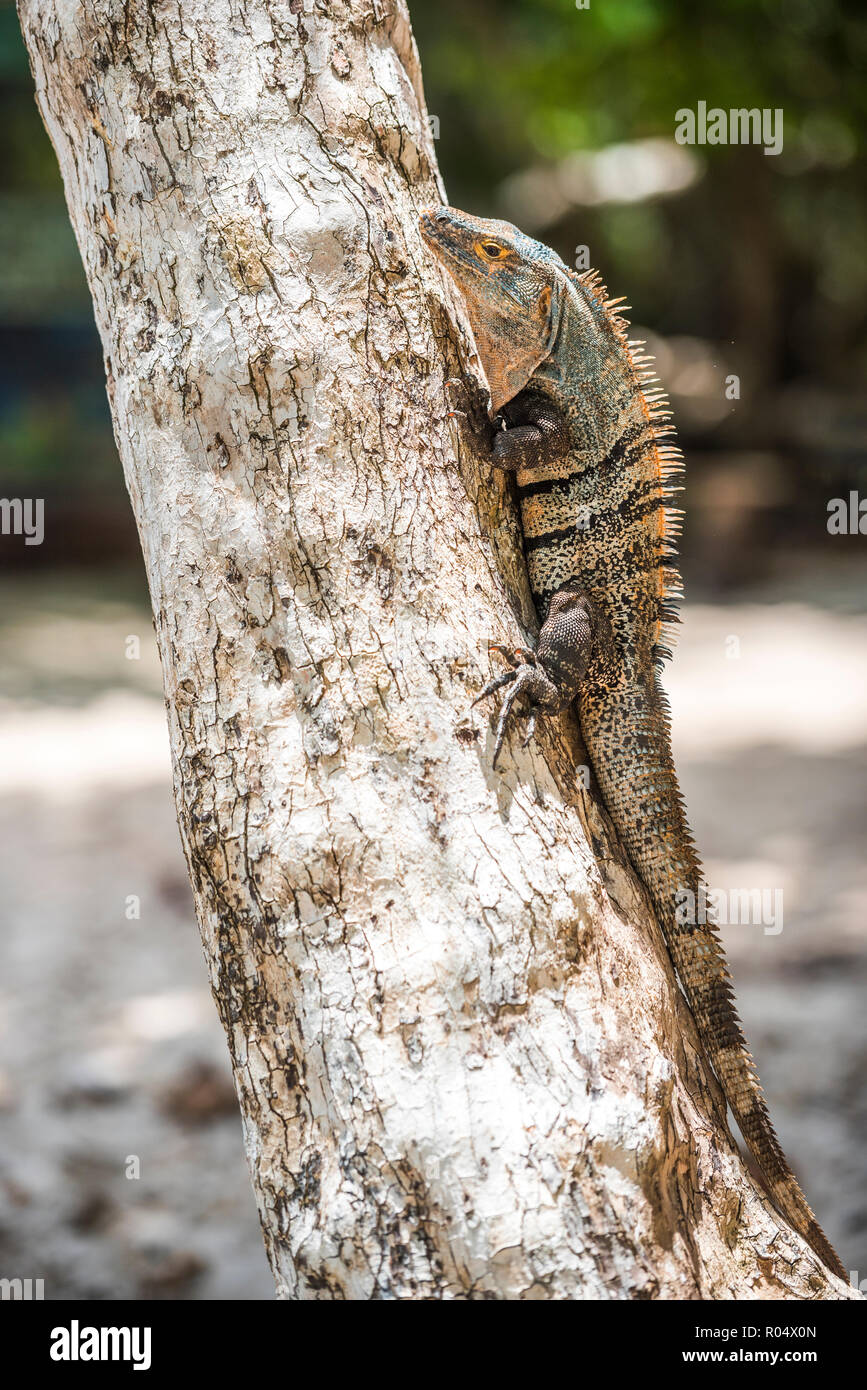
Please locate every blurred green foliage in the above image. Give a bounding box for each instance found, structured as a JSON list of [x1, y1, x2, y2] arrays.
[[0, 4, 89, 315], [0, 1, 113, 499], [413, 0, 866, 171], [412, 0, 867, 380]]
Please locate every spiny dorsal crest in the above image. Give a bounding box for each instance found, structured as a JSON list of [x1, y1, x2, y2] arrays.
[[568, 264, 685, 672]]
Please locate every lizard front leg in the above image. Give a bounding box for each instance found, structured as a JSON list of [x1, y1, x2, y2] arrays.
[[446, 380, 568, 473], [475, 584, 594, 767], [493, 391, 570, 473]]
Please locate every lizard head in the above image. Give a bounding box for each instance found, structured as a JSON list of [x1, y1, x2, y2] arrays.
[[420, 205, 565, 411]]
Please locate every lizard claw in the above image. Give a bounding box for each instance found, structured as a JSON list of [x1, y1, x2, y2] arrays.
[[445, 375, 495, 452], [471, 668, 517, 707], [488, 642, 537, 669], [491, 674, 532, 768], [473, 662, 552, 768]]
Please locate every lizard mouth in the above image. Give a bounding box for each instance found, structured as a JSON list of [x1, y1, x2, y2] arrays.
[[418, 207, 459, 259]]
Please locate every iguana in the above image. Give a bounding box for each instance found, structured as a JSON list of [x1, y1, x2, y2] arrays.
[[420, 203, 846, 1281]]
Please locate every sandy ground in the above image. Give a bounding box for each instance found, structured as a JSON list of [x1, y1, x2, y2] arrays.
[[0, 562, 865, 1297]]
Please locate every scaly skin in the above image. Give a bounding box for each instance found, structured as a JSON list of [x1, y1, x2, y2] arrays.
[[421, 204, 845, 1281]]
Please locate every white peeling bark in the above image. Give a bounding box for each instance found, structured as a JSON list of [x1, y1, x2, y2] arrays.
[[19, 0, 855, 1299]]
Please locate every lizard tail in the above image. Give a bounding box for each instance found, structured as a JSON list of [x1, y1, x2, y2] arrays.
[[658, 893, 848, 1282], [583, 689, 847, 1281]]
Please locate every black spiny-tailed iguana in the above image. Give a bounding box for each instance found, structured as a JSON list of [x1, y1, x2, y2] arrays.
[[420, 203, 845, 1281]]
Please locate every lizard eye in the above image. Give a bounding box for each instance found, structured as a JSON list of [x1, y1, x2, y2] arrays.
[[477, 241, 505, 260]]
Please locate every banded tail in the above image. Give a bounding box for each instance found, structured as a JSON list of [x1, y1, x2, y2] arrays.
[[583, 687, 846, 1280]]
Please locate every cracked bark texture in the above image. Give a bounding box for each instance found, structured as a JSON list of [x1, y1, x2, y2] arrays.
[[19, 0, 855, 1300]]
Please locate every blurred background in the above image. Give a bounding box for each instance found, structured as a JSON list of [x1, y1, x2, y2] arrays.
[[0, 0, 865, 1296]]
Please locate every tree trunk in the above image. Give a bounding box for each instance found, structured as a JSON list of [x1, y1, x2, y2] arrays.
[[19, 0, 853, 1299]]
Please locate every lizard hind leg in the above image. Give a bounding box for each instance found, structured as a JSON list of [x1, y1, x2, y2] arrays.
[[471, 668, 518, 706], [474, 662, 562, 768], [491, 675, 528, 768], [474, 587, 598, 769]]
